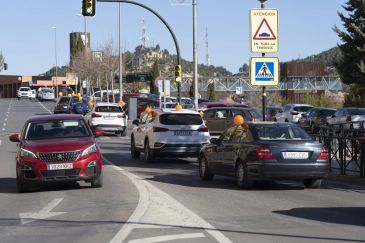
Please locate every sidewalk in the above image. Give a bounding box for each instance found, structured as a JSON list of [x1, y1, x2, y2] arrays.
[[326, 172, 365, 185]]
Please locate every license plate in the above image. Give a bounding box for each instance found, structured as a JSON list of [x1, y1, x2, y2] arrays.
[[104, 116, 115, 120], [174, 131, 192, 136], [47, 163, 73, 170], [282, 152, 308, 159]]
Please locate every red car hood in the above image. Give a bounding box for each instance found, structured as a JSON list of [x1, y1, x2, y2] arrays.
[[22, 137, 95, 153]]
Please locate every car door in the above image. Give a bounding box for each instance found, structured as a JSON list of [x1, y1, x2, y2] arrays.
[[133, 113, 149, 148], [212, 127, 235, 174]]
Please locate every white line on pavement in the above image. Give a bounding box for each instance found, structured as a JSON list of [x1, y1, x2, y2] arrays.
[[37, 101, 52, 114], [0, 140, 2, 146], [2, 128, 5, 131], [3, 123, 6, 127], [4, 118, 7, 121], [104, 157, 233, 243], [128, 233, 205, 243]]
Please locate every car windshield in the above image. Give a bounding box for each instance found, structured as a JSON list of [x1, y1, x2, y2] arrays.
[[348, 109, 365, 115], [95, 106, 123, 113], [249, 109, 263, 118], [293, 106, 313, 112], [59, 97, 70, 104], [159, 114, 203, 125], [255, 125, 312, 140], [25, 119, 90, 140], [19, 88, 30, 91]]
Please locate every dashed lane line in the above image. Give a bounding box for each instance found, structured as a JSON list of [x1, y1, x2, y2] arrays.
[[128, 233, 206, 243]]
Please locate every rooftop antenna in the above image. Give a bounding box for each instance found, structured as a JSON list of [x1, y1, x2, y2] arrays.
[[205, 27, 210, 66], [140, 18, 149, 48]]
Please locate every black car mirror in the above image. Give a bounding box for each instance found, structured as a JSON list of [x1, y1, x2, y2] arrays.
[[9, 133, 20, 142], [132, 119, 139, 126]]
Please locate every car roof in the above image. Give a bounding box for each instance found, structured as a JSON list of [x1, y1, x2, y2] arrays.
[[95, 102, 120, 107], [247, 121, 300, 127], [27, 114, 84, 122], [158, 108, 200, 115]]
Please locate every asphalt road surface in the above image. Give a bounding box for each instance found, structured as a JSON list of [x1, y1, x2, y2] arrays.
[[0, 98, 364, 243]]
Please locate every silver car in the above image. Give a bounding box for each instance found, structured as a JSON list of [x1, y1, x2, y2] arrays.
[[326, 107, 365, 129], [275, 104, 313, 123]]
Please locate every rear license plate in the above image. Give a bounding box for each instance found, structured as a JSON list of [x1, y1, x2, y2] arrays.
[[104, 116, 115, 120], [174, 131, 192, 136], [47, 163, 73, 170], [282, 152, 308, 159]]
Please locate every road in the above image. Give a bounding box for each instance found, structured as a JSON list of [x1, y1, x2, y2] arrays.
[[0, 98, 364, 243]]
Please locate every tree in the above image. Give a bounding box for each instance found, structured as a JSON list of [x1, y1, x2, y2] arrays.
[[207, 81, 216, 101], [150, 61, 159, 95], [334, 0, 365, 106], [0, 52, 5, 72]]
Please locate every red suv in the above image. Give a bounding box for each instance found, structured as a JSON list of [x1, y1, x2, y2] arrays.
[[9, 114, 103, 192]]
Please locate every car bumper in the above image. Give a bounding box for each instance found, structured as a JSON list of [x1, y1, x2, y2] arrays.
[[248, 162, 329, 180], [152, 144, 204, 157], [92, 124, 126, 132]]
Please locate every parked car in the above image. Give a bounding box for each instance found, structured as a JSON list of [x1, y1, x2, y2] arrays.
[[275, 104, 313, 123], [326, 107, 365, 129], [202, 107, 263, 136], [299, 107, 336, 133], [199, 102, 249, 111], [265, 107, 283, 121], [29, 90, 36, 100], [198, 122, 329, 189], [130, 108, 210, 162], [17, 87, 32, 100], [9, 114, 104, 192], [85, 102, 127, 136]]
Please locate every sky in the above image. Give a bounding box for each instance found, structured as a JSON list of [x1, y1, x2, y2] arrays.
[[0, 0, 347, 76]]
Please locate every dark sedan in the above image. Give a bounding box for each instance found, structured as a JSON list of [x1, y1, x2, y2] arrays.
[[299, 107, 336, 133], [199, 122, 329, 189]]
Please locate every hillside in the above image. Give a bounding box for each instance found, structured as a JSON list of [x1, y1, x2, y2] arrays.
[[292, 47, 342, 67]]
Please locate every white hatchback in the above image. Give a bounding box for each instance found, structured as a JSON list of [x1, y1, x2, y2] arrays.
[[85, 102, 127, 136], [131, 109, 210, 162]]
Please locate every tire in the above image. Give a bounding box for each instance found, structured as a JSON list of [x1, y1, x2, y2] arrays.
[[17, 173, 31, 193], [144, 140, 154, 163], [235, 161, 254, 189], [131, 136, 140, 159], [285, 119, 289, 123], [91, 171, 103, 188], [115, 131, 122, 137], [121, 129, 127, 137], [304, 178, 322, 189], [273, 118, 277, 122], [199, 156, 214, 181]]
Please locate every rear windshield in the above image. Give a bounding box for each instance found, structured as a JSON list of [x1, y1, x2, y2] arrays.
[[293, 106, 313, 112], [59, 97, 70, 104], [255, 125, 312, 140], [95, 106, 123, 113], [19, 88, 30, 91], [159, 114, 203, 125], [25, 119, 90, 140], [249, 109, 263, 118], [348, 109, 365, 115], [319, 109, 336, 116]]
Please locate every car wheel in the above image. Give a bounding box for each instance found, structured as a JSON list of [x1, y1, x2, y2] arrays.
[[131, 136, 140, 159], [199, 156, 214, 181], [91, 171, 103, 188], [273, 118, 277, 122], [16, 173, 31, 193], [121, 129, 127, 137], [285, 119, 289, 122], [144, 140, 154, 163], [236, 161, 253, 189], [17, 97, 20, 100], [115, 131, 122, 137], [303, 178, 322, 189]]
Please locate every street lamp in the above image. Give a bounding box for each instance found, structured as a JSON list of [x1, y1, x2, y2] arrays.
[[51, 26, 58, 98]]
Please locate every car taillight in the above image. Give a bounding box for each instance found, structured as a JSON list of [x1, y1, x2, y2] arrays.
[[256, 146, 274, 159], [153, 127, 169, 132], [317, 145, 329, 160], [291, 111, 299, 115], [197, 127, 209, 132], [346, 115, 351, 122], [91, 113, 102, 118], [117, 114, 126, 118]]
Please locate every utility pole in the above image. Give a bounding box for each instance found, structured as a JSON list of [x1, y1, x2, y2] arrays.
[[118, 3, 123, 102], [193, 0, 198, 110]]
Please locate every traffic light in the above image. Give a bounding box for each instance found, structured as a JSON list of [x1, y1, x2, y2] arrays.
[[174, 65, 182, 82], [4, 63, 7, 70], [82, 0, 95, 16]]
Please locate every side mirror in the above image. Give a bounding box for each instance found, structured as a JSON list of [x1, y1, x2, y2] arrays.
[[9, 134, 20, 142], [93, 129, 104, 137], [210, 138, 220, 144], [132, 119, 139, 126]]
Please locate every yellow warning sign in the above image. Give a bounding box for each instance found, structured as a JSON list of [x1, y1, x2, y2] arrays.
[[250, 9, 278, 53]]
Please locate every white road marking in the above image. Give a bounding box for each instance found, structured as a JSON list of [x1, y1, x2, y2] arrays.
[[0, 140, 2, 146], [4, 118, 7, 121], [37, 101, 52, 114], [3, 123, 6, 127], [19, 198, 66, 225], [2, 128, 5, 131], [128, 233, 205, 243], [104, 158, 232, 243]]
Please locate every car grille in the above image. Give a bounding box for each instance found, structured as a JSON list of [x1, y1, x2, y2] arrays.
[[41, 169, 80, 178], [38, 151, 80, 163]]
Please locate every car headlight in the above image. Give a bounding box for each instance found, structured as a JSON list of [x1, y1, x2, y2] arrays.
[[20, 148, 37, 159], [81, 144, 98, 157]]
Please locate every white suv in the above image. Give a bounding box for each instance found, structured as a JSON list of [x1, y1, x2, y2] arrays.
[[275, 104, 313, 123], [131, 109, 210, 162], [85, 102, 127, 136], [17, 87, 32, 100]]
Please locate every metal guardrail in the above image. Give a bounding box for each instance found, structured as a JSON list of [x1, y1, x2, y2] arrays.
[[313, 122, 365, 177]]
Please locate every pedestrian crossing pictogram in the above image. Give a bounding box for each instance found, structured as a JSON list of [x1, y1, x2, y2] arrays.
[[255, 62, 274, 81]]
